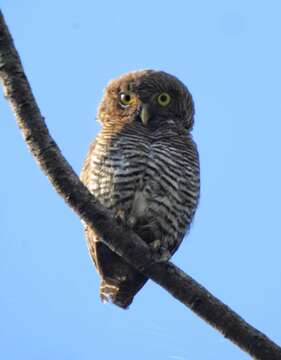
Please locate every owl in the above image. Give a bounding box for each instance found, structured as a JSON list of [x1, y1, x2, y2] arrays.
[[81, 70, 200, 309]]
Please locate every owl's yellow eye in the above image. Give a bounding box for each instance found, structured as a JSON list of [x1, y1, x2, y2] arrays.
[[119, 92, 136, 106], [157, 92, 171, 107]]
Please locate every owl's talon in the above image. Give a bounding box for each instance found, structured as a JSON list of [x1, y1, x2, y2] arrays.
[[157, 250, 171, 262], [149, 249, 171, 263], [127, 216, 137, 227], [115, 209, 126, 224], [148, 240, 171, 263], [150, 239, 161, 250]]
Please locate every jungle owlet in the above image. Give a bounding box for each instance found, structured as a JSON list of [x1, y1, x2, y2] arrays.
[[81, 70, 200, 309]]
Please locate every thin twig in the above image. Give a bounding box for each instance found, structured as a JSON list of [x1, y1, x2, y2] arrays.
[[0, 10, 280, 360]]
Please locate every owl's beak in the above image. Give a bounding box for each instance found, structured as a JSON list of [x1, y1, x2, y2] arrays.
[[140, 104, 150, 126]]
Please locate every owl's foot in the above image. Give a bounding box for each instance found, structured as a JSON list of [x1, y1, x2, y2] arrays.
[[149, 239, 161, 250], [115, 209, 126, 224], [127, 215, 137, 227], [133, 221, 161, 243], [149, 239, 171, 262]]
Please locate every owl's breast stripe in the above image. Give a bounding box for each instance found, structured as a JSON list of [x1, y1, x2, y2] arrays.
[[87, 126, 199, 255]]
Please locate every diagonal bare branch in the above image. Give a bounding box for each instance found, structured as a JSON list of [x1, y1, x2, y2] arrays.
[[0, 10, 280, 360]]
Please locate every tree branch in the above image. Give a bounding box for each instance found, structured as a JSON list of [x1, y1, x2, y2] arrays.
[[0, 10, 280, 360]]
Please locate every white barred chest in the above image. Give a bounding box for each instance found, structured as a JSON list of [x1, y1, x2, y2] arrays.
[[87, 128, 199, 245]]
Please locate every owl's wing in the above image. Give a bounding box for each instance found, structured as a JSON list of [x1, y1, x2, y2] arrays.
[[80, 139, 97, 185], [80, 139, 147, 308], [80, 139, 99, 268]]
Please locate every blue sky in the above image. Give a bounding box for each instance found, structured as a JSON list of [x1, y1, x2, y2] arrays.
[[1, 1, 281, 359]]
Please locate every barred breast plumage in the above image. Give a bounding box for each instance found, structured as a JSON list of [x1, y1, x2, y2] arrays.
[[81, 70, 200, 308]]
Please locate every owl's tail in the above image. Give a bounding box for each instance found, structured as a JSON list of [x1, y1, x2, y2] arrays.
[[99, 276, 147, 309], [87, 238, 147, 309], [100, 280, 133, 309]]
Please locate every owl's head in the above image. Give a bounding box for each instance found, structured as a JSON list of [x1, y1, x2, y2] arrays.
[[97, 70, 194, 131]]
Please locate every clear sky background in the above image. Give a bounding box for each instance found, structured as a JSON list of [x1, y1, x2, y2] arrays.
[[1, 1, 281, 359]]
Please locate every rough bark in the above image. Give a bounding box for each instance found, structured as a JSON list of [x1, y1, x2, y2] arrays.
[[0, 10, 280, 360]]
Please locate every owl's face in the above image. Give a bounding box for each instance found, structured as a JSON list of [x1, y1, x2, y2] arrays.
[[98, 70, 194, 131]]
